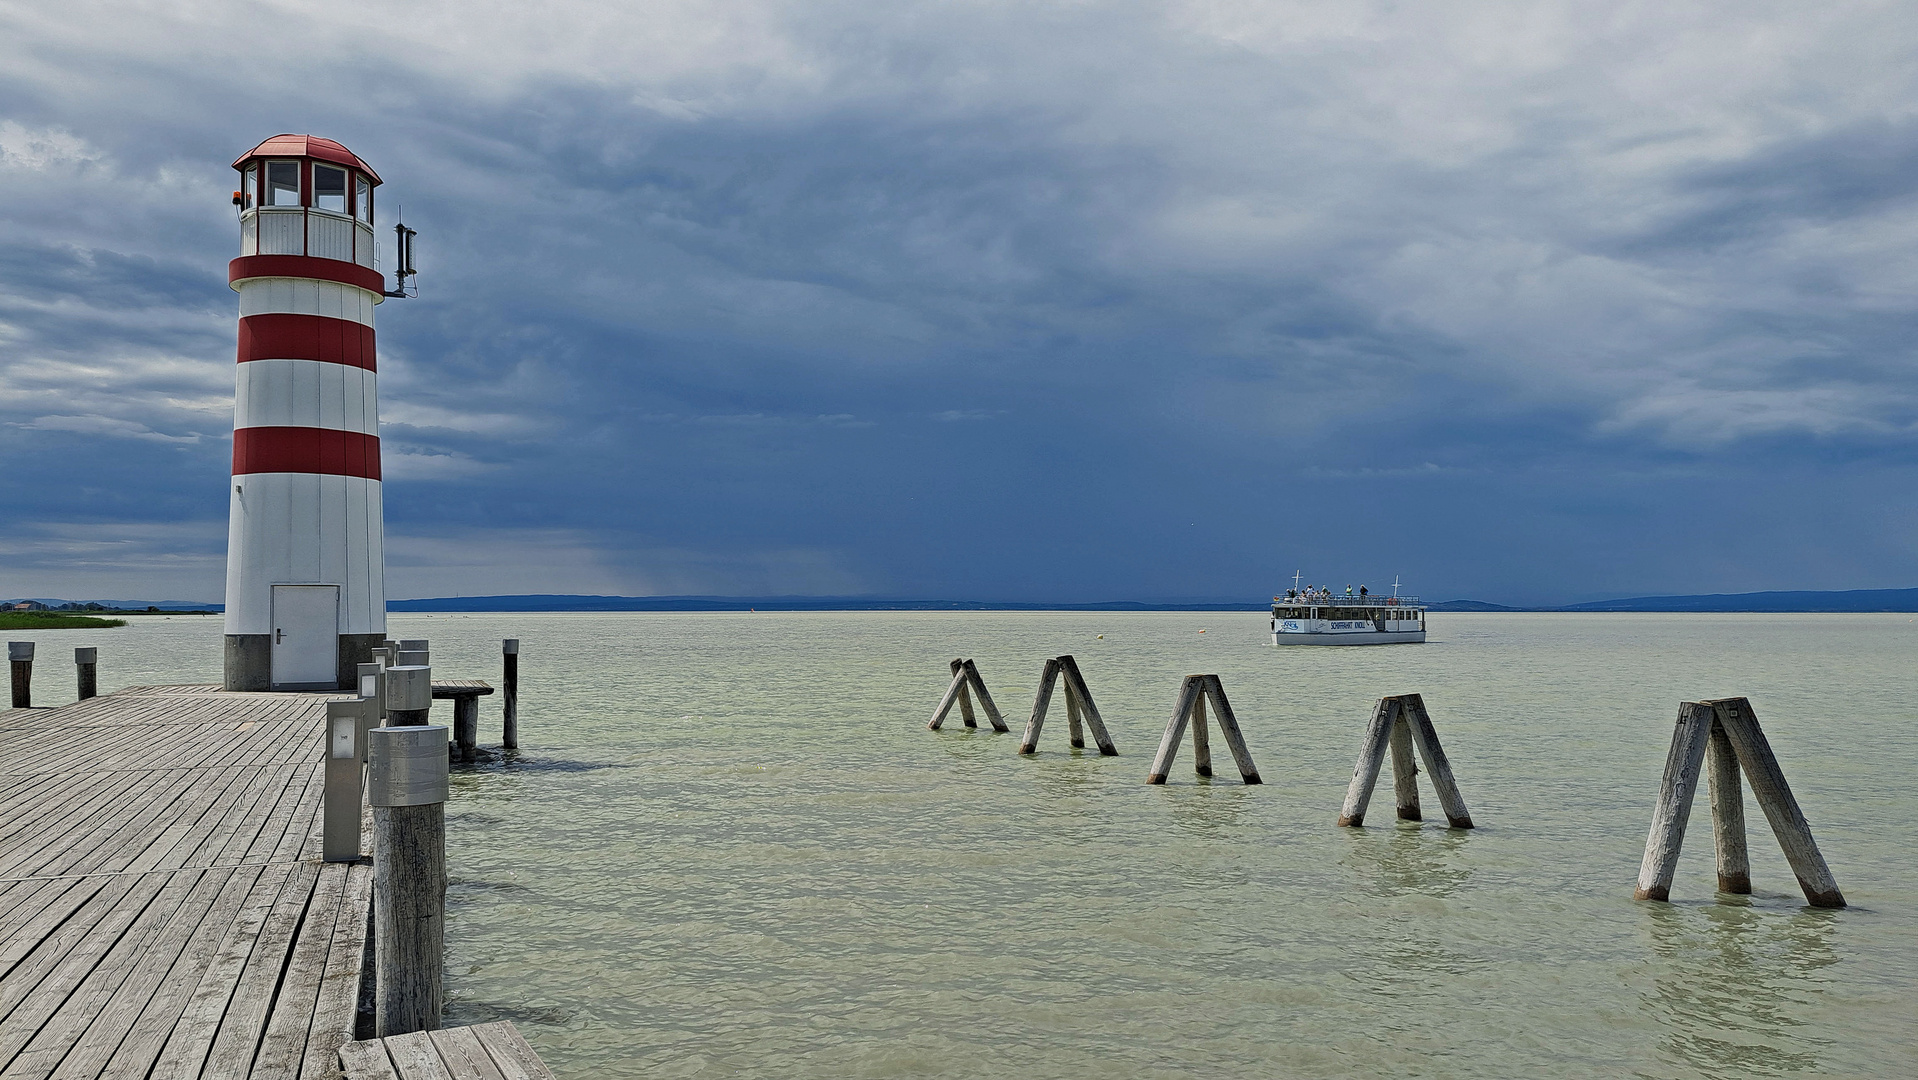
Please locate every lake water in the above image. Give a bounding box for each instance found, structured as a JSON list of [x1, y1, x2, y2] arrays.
[[26, 612, 1918, 1077]]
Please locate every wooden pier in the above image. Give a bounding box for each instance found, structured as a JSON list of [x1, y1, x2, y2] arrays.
[[0, 684, 555, 1078]]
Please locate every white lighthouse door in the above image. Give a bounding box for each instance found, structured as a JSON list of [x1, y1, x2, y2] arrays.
[[271, 585, 339, 690]]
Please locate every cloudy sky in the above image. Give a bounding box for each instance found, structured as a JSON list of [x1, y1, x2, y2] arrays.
[[2, 0, 1915, 606]]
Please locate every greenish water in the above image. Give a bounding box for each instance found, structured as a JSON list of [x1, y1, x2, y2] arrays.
[[32, 612, 1918, 1077]]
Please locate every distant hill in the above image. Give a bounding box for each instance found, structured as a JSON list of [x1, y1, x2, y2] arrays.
[[388, 594, 1266, 612], [1557, 588, 1918, 612]]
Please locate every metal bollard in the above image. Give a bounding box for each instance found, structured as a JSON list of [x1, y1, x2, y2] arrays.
[[385, 665, 432, 726], [8, 642, 32, 709], [367, 724, 448, 1035], [324, 698, 376, 862], [74, 647, 98, 701], [502, 639, 519, 750]]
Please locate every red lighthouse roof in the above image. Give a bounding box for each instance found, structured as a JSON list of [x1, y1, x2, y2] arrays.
[[232, 135, 381, 185]]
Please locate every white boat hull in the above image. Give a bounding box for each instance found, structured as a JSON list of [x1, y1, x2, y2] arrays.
[[1273, 629, 1426, 645]]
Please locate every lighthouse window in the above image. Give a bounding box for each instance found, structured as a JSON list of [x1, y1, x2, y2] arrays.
[[241, 165, 256, 209], [265, 161, 300, 206], [355, 175, 372, 223], [314, 164, 347, 212]]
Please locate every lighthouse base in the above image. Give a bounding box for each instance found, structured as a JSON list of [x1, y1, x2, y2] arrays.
[[223, 633, 385, 692]]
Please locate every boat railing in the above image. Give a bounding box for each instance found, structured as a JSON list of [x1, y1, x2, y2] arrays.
[[1273, 595, 1422, 607]]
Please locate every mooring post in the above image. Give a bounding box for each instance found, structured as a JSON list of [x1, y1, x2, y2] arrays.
[[951, 659, 978, 728], [324, 699, 372, 862], [1634, 702, 1715, 902], [1145, 676, 1205, 784], [1190, 693, 1212, 777], [1338, 697, 1399, 826], [8, 642, 32, 709], [1201, 676, 1262, 784], [1018, 657, 1063, 754], [452, 697, 479, 764], [1055, 656, 1118, 755], [385, 665, 432, 726], [960, 660, 1010, 732], [927, 661, 970, 730], [1388, 711, 1421, 820], [1063, 676, 1087, 749], [74, 647, 98, 702], [367, 724, 449, 1036], [502, 638, 519, 749], [1401, 695, 1472, 828], [1708, 698, 1844, 908], [1704, 717, 1750, 894]]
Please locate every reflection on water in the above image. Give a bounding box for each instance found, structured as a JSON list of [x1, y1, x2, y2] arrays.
[[46, 611, 1918, 1077], [1642, 903, 1840, 1077]]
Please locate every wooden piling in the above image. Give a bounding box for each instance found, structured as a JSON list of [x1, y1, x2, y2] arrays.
[[1201, 676, 1262, 784], [1017, 657, 1063, 754], [502, 639, 519, 749], [74, 646, 98, 701], [960, 660, 1009, 732], [1064, 677, 1086, 749], [927, 662, 969, 731], [452, 697, 479, 763], [1634, 702, 1715, 902], [1337, 697, 1398, 826], [1056, 656, 1118, 755], [1148, 675, 1259, 784], [1708, 697, 1844, 908], [1402, 695, 1473, 828], [1388, 712, 1421, 821], [8, 641, 31, 709], [385, 665, 433, 726], [951, 659, 978, 728], [368, 725, 450, 1036], [1705, 718, 1751, 894], [1191, 694, 1212, 777]]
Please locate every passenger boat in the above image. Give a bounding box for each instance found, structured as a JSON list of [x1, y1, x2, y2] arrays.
[[1271, 577, 1425, 645]]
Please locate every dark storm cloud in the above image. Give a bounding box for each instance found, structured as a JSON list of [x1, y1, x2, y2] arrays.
[[3, 1, 1917, 605]]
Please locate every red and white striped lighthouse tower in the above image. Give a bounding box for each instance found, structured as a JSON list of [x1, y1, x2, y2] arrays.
[[223, 135, 409, 690]]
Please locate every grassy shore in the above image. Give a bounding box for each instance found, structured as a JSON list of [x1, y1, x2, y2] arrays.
[[0, 612, 128, 630]]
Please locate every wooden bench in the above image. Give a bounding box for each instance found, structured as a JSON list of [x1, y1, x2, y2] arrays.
[[338, 1021, 555, 1079], [431, 680, 494, 762]]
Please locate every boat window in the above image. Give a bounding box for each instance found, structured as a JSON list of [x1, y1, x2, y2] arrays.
[[314, 164, 347, 212], [355, 174, 372, 223], [265, 160, 300, 206]]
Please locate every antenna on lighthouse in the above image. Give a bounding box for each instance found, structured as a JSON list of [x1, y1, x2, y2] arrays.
[[384, 214, 418, 298]]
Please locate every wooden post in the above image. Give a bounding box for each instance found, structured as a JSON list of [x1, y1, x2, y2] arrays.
[[1388, 713, 1420, 821], [1704, 718, 1750, 894], [501, 639, 519, 750], [452, 697, 479, 764], [8, 641, 31, 709], [1634, 702, 1715, 902], [960, 660, 1009, 732], [367, 725, 449, 1036], [927, 662, 969, 730], [1056, 656, 1118, 755], [1709, 698, 1844, 908], [951, 659, 978, 728], [385, 665, 432, 726], [1146, 676, 1205, 784], [1018, 657, 1062, 754], [1401, 695, 1472, 828], [1201, 676, 1262, 784], [1191, 694, 1212, 778], [74, 647, 98, 702], [324, 699, 372, 862], [1337, 697, 1399, 826], [1063, 678, 1086, 749]]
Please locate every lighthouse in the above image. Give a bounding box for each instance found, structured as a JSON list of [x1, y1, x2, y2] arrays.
[[222, 135, 412, 690]]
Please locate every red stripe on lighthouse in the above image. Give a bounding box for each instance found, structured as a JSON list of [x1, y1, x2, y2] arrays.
[[229, 255, 387, 295], [238, 314, 377, 370], [233, 427, 382, 480]]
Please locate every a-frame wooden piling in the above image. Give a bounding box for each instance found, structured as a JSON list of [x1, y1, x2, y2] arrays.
[[1017, 655, 1118, 755], [1634, 697, 1843, 908], [1337, 693, 1473, 828], [927, 658, 1009, 732], [1145, 675, 1260, 784]]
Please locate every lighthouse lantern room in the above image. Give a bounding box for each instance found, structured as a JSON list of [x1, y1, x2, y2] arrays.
[[223, 135, 404, 690]]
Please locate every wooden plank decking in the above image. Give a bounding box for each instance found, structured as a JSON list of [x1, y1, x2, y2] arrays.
[[337, 1022, 554, 1080], [0, 685, 372, 1079]]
